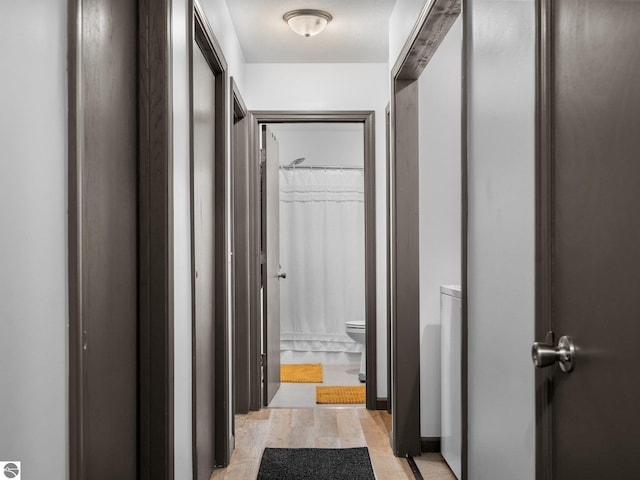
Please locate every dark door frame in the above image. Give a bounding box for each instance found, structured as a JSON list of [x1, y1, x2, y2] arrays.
[[68, 0, 174, 478], [535, 1, 553, 478], [138, 1, 174, 477], [385, 103, 392, 415], [189, 0, 230, 470], [250, 111, 378, 410], [247, 114, 263, 412], [231, 77, 252, 417], [389, 0, 467, 468]]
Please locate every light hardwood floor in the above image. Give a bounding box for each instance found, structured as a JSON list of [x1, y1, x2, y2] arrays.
[[210, 408, 414, 479], [210, 408, 457, 480], [414, 453, 457, 480]]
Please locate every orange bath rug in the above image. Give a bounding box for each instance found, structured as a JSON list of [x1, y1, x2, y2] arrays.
[[280, 363, 323, 383], [316, 386, 366, 404]]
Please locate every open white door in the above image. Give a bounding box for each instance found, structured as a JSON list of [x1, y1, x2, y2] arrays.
[[261, 125, 281, 405]]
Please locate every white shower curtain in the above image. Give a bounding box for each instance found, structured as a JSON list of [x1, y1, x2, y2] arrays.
[[279, 168, 365, 353]]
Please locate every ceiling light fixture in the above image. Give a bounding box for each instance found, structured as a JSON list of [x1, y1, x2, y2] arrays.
[[283, 9, 332, 38]]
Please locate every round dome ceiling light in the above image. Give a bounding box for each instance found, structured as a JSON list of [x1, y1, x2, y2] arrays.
[[283, 9, 333, 38]]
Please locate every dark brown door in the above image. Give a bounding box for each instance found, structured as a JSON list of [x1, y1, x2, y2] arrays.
[[70, 0, 138, 478], [538, 1, 640, 477], [192, 38, 217, 480], [261, 126, 281, 405]]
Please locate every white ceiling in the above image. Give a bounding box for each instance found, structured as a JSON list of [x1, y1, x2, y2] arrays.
[[225, 0, 397, 63]]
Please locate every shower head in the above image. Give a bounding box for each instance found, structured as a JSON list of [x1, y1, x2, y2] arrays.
[[288, 157, 306, 166]]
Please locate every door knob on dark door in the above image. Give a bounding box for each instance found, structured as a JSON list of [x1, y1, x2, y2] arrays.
[[532, 333, 575, 373]]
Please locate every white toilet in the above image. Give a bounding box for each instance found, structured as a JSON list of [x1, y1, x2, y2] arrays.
[[345, 320, 366, 382]]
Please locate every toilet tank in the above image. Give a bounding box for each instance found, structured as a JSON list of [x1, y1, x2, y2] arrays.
[[441, 285, 461, 479]]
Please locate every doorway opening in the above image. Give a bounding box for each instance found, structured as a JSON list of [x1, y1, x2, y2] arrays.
[[389, 0, 466, 476], [268, 122, 366, 408], [251, 111, 377, 411]]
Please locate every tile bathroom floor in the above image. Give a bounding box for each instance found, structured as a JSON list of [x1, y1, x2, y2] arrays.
[[268, 363, 363, 408]]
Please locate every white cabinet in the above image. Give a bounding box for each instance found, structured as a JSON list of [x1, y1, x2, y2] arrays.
[[441, 285, 461, 479]]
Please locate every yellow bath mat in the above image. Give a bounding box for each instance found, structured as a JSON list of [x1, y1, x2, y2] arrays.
[[316, 386, 366, 404], [280, 363, 323, 383]]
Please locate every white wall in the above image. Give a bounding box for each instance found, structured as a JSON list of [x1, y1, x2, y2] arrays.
[[245, 63, 389, 397], [172, 0, 246, 476], [0, 1, 68, 478], [466, 0, 536, 478], [171, 0, 192, 476], [269, 124, 364, 168], [417, 16, 462, 438], [199, 0, 247, 87], [389, 0, 430, 68]]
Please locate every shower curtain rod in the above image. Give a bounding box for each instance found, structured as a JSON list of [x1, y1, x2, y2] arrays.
[[279, 165, 364, 171]]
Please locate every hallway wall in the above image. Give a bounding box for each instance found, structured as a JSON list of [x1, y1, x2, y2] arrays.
[[172, 1, 192, 475], [172, 0, 246, 476], [0, 1, 68, 478], [244, 63, 389, 398], [389, 0, 428, 70], [269, 124, 364, 168], [466, 0, 536, 478]]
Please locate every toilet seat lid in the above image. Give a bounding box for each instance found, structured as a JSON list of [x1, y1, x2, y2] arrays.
[[345, 320, 365, 329]]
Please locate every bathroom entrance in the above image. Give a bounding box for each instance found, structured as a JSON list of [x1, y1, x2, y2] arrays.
[[254, 111, 377, 410]]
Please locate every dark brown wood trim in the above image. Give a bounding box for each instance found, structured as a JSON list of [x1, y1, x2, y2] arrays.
[[138, 0, 174, 478], [67, 2, 82, 478], [363, 111, 377, 411], [214, 73, 229, 468], [385, 103, 392, 415], [535, 0, 553, 479], [421, 437, 442, 453], [392, 0, 461, 81], [232, 78, 247, 120], [251, 111, 376, 123], [248, 114, 262, 411], [460, 1, 469, 478], [211, 39, 230, 469], [231, 77, 251, 416], [190, 0, 230, 469], [250, 111, 378, 411], [390, 79, 421, 457], [193, 0, 228, 73], [376, 398, 389, 411]]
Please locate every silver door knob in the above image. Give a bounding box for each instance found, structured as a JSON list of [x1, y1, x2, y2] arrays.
[[532, 334, 575, 373]]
